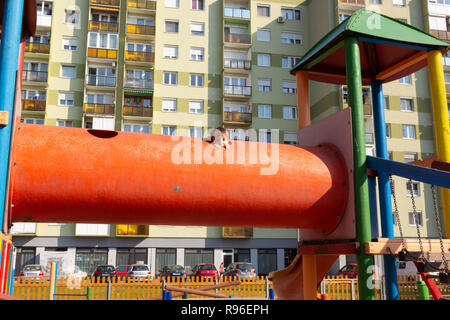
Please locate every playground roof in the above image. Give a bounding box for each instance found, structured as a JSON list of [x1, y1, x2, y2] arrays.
[[0, 0, 36, 41], [290, 9, 449, 85]]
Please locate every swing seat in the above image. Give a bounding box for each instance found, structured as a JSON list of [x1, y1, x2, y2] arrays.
[[416, 261, 441, 274], [397, 250, 420, 262], [439, 272, 450, 284]]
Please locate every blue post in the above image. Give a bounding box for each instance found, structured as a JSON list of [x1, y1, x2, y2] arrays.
[[0, 0, 25, 231], [162, 290, 167, 300], [269, 289, 274, 300], [167, 292, 172, 300], [371, 80, 398, 300], [53, 262, 58, 300], [368, 176, 379, 239]]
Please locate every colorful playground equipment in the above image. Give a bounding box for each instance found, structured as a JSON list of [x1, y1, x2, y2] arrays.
[[0, 1, 449, 300]]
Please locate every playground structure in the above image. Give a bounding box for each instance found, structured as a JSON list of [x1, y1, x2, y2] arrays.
[[0, 2, 449, 300]]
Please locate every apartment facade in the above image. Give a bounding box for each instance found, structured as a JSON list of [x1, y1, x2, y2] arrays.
[[12, 0, 447, 277]]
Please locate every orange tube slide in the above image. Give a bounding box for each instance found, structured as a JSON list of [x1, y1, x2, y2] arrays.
[[8, 124, 348, 234]]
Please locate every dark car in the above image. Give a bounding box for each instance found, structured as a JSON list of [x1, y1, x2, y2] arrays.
[[191, 264, 219, 279], [335, 264, 358, 278], [160, 265, 187, 278], [223, 262, 256, 280], [92, 265, 116, 279]]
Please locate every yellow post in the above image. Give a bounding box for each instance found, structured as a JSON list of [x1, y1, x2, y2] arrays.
[[302, 254, 318, 300], [48, 261, 57, 300], [427, 49, 450, 237]]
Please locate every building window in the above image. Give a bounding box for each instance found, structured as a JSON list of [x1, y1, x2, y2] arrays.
[[398, 75, 412, 84], [162, 126, 176, 136], [393, 0, 406, 6], [189, 100, 204, 114], [21, 118, 44, 125], [384, 96, 390, 110], [282, 81, 297, 94], [190, 22, 204, 35], [190, 47, 204, 61], [60, 65, 76, 78], [406, 180, 420, 197], [190, 74, 204, 87], [283, 106, 297, 119], [184, 249, 213, 275], [234, 249, 251, 263], [62, 37, 78, 51], [65, 9, 80, 25], [88, 32, 118, 49], [284, 248, 297, 267], [281, 8, 301, 20], [402, 125, 416, 139], [165, 0, 179, 8], [58, 92, 74, 106], [165, 20, 179, 33], [386, 123, 391, 138], [281, 32, 302, 45], [189, 127, 203, 137], [408, 211, 423, 227], [258, 79, 271, 92], [282, 56, 300, 68], [56, 120, 73, 127], [400, 98, 413, 112], [116, 248, 148, 266], [257, 5, 270, 17], [258, 105, 272, 118], [404, 152, 418, 163], [75, 248, 108, 275], [259, 129, 272, 143], [123, 123, 151, 133], [162, 98, 177, 112], [15, 248, 36, 275], [192, 0, 204, 10], [283, 132, 298, 145], [257, 54, 271, 67], [37, 1, 52, 16], [156, 249, 177, 274], [163, 45, 178, 59], [163, 72, 177, 85], [257, 249, 277, 276], [257, 29, 270, 42]]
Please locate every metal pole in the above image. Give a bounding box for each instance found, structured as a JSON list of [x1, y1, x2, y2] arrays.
[[0, 0, 25, 231], [344, 36, 375, 300], [371, 80, 399, 300]]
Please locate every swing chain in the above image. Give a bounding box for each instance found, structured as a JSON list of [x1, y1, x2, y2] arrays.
[[390, 175, 407, 253], [408, 179, 425, 261], [431, 185, 449, 272]]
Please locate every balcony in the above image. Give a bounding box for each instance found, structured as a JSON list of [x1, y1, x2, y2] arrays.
[[224, 33, 251, 45], [224, 7, 250, 20], [127, 0, 156, 10], [116, 224, 149, 237], [126, 24, 155, 36], [25, 42, 50, 54], [339, 0, 365, 4], [22, 70, 48, 83], [89, 20, 119, 32], [123, 106, 153, 117], [125, 51, 154, 63], [87, 47, 118, 60], [84, 103, 115, 115], [124, 78, 154, 90], [222, 227, 253, 238], [86, 75, 116, 87], [430, 30, 450, 42], [90, 0, 120, 6], [22, 99, 46, 112], [223, 111, 252, 125], [224, 85, 251, 97], [224, 59, 251, 71]]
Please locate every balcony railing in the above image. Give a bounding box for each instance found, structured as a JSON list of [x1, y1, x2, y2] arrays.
[[223, 111, 252, 124], [89, 20, 119, 32], [224, 8, 250, 19], [22, 99, 46, 112], [127, 0, 156, 10], [127, 24, 155, 36], [87, 47, 118, 59], [86, 75, 116, 87], [224, 85, 251, 96], [124, 78, 154, 90], [123, 105, 153, 117], [25, 42, 50, 54], [224, 33, 251, 44], [84, 103, 115, 115], [224, 59, 251, 70], [430, 30, 450, 42], [90, 0, 120, 6], [22, 70, 48, 82], [116, 224, 149, 236], [125, 51, 155, 63], [338, 0, 365, 5]]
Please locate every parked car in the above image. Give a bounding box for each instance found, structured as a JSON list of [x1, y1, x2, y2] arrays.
[[335, 264, 358, 278], [191, 264, 219, 279], [127, 264, 151, 278], [19, 264, 45, 278], [222, 262, 256, 280], [92, 265, 116, 279], [160, 265, 187, 278], [114, 265, 131, 277]]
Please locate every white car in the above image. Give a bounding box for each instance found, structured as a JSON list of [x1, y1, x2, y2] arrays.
[[127, 264, 151, 278], [19, 264, 45, 278]]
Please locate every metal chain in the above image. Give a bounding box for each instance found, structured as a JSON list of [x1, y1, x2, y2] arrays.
[[408, 179, 425, 260], [431, 185, 449, 272], [390, 175, 407, 253]]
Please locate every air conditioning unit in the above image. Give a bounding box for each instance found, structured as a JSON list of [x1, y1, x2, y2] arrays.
[[277, 16, 286, 24]]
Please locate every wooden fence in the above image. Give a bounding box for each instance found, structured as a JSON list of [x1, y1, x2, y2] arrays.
[[13, 275, 450, 300]]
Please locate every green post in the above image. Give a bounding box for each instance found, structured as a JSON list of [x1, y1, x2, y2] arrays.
[[417, 281, 429, 300], [86, 287, 92, 300], [344, 36, 375, 300], [183, 293, 189, 299]]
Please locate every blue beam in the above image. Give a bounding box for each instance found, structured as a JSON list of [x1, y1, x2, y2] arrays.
[[0, 0, 25, 231], [358, 35, 434, 53], [366, 156, 450, 189]]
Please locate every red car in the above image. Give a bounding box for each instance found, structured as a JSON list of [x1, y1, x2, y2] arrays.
[[336, 264, 358, 278], [114, 265, 131, 277], [191, 264, 219, 279]]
